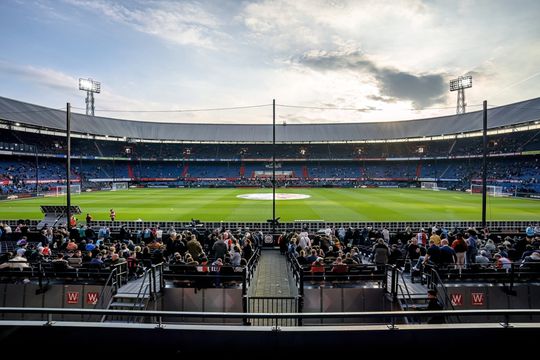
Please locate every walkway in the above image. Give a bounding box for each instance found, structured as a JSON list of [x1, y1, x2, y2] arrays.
[[248, 248, 296, 297], [247, 249, 298, 326]]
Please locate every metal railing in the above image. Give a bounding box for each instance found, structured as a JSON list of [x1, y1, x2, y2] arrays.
[[246, 296, 299, 327], [1, 307, 539, 328]]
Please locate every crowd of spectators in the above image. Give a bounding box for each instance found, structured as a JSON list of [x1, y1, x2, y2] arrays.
[[0, 221, 264, 283], [284, 223, 540, 278]]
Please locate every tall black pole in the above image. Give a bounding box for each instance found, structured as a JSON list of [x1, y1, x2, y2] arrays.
[[272, 99, 276, 233], [79, 156, 83, 192], [34, 145, 39, 195], [66, 102, 72, 230], [481, 100, 487, 228]]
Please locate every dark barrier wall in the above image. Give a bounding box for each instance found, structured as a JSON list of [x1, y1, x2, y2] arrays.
[[0, 283, 111, 321], [443, 284, 540, 322], [159, 287, 243, 324], [303, 288, 392, 324], [0, 322, 537, 355]]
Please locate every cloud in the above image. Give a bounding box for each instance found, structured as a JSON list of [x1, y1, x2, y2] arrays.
[[367, 95, 397, 103], [0, 61, 76, 91], [65, 0, 225, 49], [239, 0, 431, 53], [294, 49, 447, 109]]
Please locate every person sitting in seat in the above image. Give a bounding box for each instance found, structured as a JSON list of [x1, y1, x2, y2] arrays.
[[331, 257, 348, 273], [52, 253, 73, 272], [0, 249, 30, 271], [311, 257, 325, 274]]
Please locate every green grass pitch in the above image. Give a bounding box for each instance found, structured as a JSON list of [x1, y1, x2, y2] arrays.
[[0, 188, 538, 222]]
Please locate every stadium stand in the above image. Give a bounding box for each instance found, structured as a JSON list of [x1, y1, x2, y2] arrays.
[[1, 96, 540, 353]]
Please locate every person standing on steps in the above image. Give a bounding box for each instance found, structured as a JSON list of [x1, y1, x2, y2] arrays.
[[425, 289, 445, 324]]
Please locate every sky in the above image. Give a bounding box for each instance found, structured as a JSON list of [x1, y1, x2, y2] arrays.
[[0, 0, 539, 124]]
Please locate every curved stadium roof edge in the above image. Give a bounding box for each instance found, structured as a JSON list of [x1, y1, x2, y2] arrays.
[[0, 96, 539, 143]]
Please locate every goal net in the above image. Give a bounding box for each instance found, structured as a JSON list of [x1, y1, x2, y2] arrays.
[[112, 182, 129, 191], [470, 184, 504, 197], [421, 182, 439, 191], [56, 184, 81, 196]]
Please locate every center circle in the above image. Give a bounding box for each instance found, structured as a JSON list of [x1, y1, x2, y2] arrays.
[[236, 193, 311, 201]]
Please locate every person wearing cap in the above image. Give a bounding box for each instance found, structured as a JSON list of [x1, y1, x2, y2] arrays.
[[515, 228, 535, 258], [426, 289, 445, 324]]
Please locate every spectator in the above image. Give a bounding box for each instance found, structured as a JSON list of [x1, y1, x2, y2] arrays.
[[52, 253, 73, 271], [0, 249, 29, 271], [451, 233, 467, 269], [425, 289, 445, 324], [494, 253, 512, 270]]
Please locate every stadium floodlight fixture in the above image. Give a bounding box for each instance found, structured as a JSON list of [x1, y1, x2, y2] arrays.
[[79, 78, 101, 116], [450, 75, 472, 114], [449, 75, 472, 91], [78, 78, 101, 93]]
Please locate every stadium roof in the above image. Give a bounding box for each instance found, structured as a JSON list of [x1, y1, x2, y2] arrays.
[[1, 96, 540, 143]]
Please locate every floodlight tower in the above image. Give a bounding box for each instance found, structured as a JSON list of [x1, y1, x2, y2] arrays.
[[449, 75, 472, 114], [78, 78, 101, 116]]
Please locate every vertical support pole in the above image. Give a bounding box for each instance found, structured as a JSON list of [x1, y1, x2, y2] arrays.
[[272, 99, 276, 234], [482, 100, 487, 228], [35, 146, 39, 195], [66, 102, 72, 230]]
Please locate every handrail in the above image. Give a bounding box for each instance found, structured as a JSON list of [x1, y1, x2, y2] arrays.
[[128, 263, 159, 323], [2, 307, 540, 324], [427, 266, 454, 309], [94, 266, 117, 310], [426, 265, 461, 324], [245, 247, 261, 285], [397, 269, 413, 305]]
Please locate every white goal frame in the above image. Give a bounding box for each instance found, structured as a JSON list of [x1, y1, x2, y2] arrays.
[[112, 182, 129, 191], [421, 182, 439, 191], [56, 184, 81, 196], [470, 184, 504, 197]]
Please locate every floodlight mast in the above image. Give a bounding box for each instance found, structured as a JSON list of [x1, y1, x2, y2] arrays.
[[78, 78, 101, 116], [449, 75, 472, 114]]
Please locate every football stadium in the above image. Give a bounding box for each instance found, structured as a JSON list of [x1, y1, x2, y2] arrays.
[[1, 1, 540, 355], [1, 95, 539, 353]]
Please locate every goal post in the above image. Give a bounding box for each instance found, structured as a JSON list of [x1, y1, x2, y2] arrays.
[[56, 184, 81, 196], [112, 182, 129, 191], [470, 184, 504, 197], [421, 182, 439, 191]]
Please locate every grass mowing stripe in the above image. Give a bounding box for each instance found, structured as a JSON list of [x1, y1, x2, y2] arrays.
[[0, 188, 538, 221]]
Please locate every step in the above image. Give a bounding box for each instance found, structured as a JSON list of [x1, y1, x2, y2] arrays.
[[114, 293, 150, 300], [401, 303, 429, 310], [398, 294, 429, 300], [109, 302, 146, 309]]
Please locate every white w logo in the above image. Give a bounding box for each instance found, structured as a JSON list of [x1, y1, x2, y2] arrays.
[[86, 292, 99, 305], [471, 293, 484, 305], [66, 292, 79, 304], [450, 293, 463, 306]]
